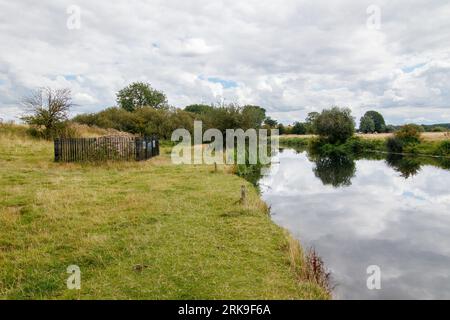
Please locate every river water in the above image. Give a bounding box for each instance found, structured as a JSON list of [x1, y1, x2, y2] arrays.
[[258, 148, 450, 299]]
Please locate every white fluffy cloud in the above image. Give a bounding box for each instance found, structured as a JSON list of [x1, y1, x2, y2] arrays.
[[0, 0, 449, 124]]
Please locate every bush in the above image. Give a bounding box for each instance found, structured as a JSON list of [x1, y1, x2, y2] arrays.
[[314, 107, 355, 144], [386, 137, 404, 153], [437, 140, 450, 156], [394, 124, 422, 145]]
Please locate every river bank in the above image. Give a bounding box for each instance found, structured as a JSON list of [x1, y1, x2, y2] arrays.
[[280, 134, 450, 159], [0, 124, 329, 299]]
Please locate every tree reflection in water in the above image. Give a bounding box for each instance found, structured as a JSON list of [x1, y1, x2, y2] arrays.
[[312, 154, 356, 187], [385, 154, 422, 179]]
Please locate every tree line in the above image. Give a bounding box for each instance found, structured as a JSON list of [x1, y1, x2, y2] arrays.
[[20, 82, 448, 141]]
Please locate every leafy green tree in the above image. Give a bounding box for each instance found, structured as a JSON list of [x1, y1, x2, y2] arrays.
[[277, 123, 286, 135], [305, 111, 319, 134], [184, 104, 213, 114], [359, 115, 375, 133], [314, 107, 355, 144], [264, 117, 278, 128], [241, 105, 266, 129], [363, 111, 386, 133], [292, 122, 307, 135], [117, 82, 167, 112]]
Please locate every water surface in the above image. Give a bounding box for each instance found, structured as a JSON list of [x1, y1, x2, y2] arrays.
[[259, 148, 450, 299]]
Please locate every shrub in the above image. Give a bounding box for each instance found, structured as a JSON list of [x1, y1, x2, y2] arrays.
[[394, 124, 422, 145], [437, 140, 450, 156], [386, 137, 404, 153], [314, 107, 355, 144]]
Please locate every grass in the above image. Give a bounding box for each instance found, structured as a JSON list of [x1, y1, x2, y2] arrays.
[[0, 124, 329, 300]]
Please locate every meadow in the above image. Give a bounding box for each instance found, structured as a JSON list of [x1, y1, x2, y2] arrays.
[[0, 124, 328, 299]]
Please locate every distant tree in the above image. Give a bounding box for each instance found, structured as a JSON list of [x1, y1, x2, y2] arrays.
[[363, 111, 386, 133], [292, 121, 307, 135], [241, 105, 267, 129], [314, 107, 355, 144], [264, 117, 278, 128], [305, 111, 320, 134], [184, 104, 213, 114], [385, 125, 396, 133], [21, 87, 73, 139], [430, 126, 447, 132], [359, 115, 375, 133], [277, 123, 286, 135], [117, 82, 167, 112]]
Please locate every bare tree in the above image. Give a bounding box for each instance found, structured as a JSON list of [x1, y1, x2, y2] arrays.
[[21, 87, 73, 139]]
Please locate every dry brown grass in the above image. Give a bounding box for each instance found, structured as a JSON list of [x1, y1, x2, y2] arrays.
[[69, 123, 133, 138], [282, 132, 450, 142], [357, 132, 449, 141]]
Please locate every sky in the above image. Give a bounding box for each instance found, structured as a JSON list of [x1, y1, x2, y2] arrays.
[[0, 0, 449, 125]]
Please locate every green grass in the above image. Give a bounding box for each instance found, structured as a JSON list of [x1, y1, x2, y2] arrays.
[[0, 125, 329, 300]]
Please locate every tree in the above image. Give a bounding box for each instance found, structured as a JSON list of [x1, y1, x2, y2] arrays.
[[292, 122, 307, 135], [359, 115, 375, 133], [117, 82, 167, 112], [264, 117, 278, 128], [314, 107, 355, 144], [305, 111, 320, 134], [277, 123, 286, 135], [21, 87, 73, 139], [184, 104, 213, 114], [241, 105, 266, 129], [363, 111, 386, 133]]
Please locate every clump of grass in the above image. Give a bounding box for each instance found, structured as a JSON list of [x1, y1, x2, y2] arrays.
[[303, 248, 332, 293], [285, 234, 332, 298]]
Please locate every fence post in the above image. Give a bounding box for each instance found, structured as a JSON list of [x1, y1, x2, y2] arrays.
[[156, 137, 160, 156], [240, 185, 246, 204], [54, 138, 60, 162]]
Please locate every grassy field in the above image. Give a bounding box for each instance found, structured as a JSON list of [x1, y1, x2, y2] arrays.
[[0, 124, 328, 300]]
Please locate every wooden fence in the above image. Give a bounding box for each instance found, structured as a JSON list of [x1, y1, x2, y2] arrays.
[[54, 136, 159, 162]]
